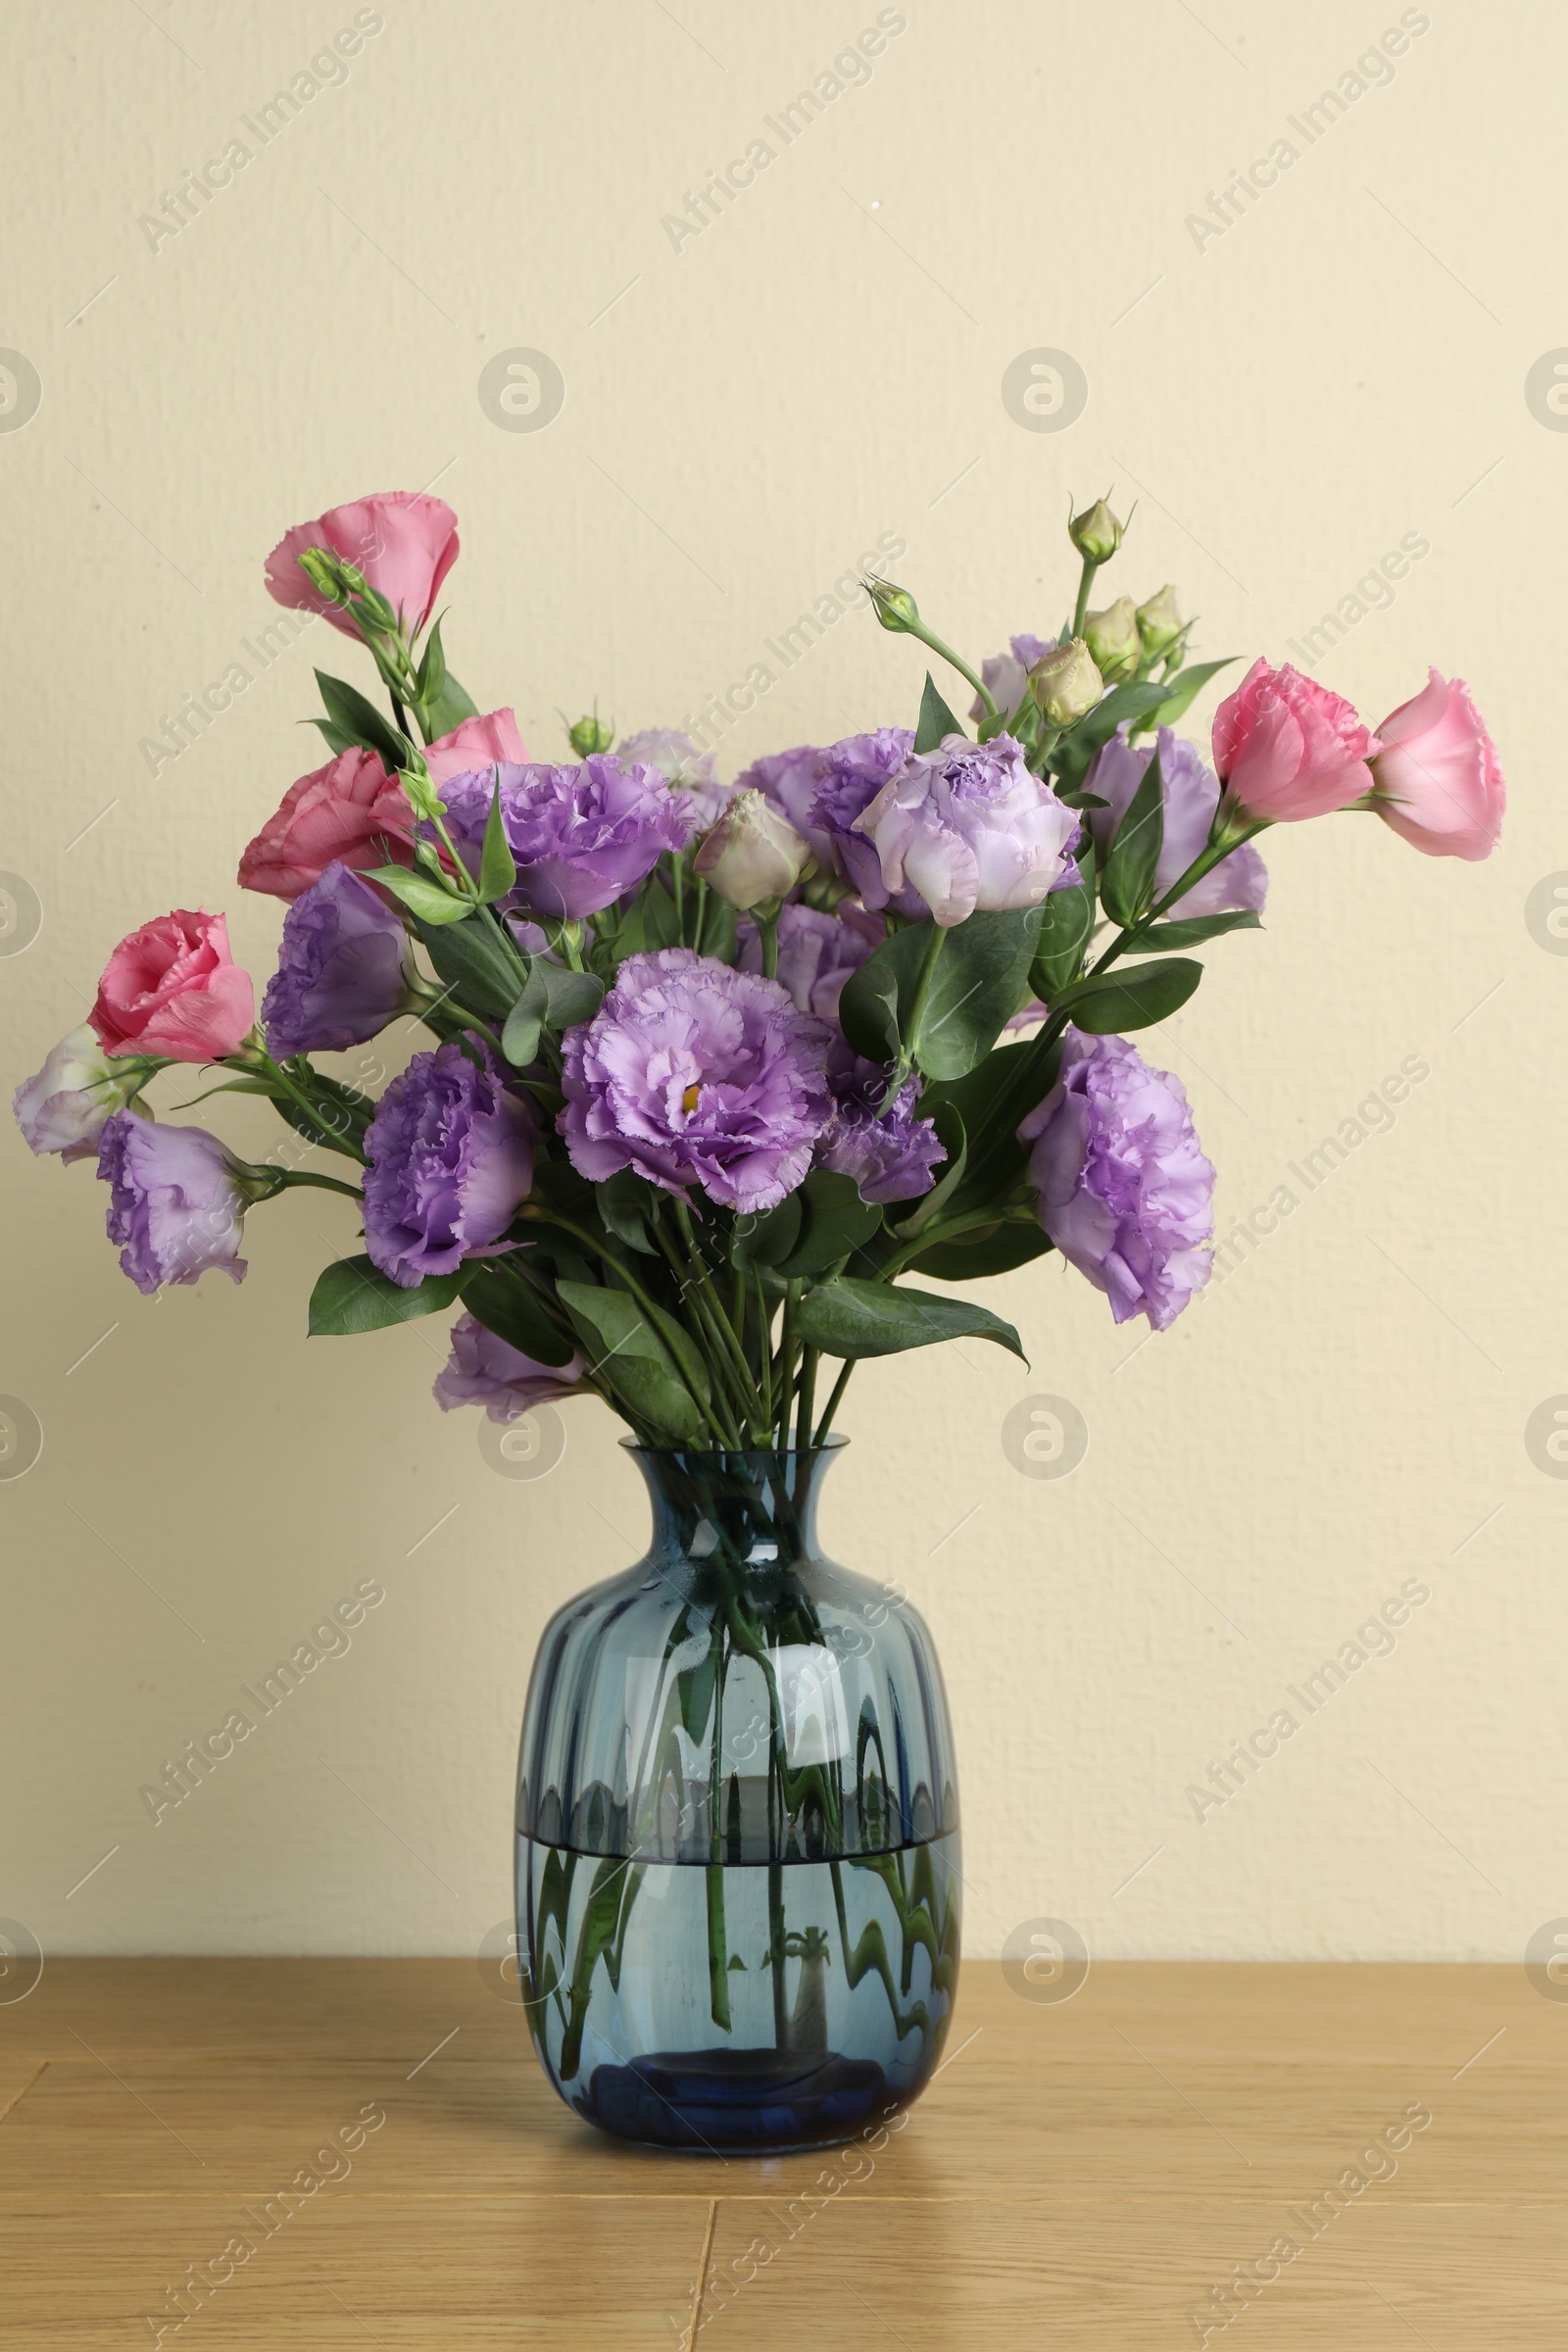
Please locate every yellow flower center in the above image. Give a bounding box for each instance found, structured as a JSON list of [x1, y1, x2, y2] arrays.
[[681, 1083, 701, 1114]]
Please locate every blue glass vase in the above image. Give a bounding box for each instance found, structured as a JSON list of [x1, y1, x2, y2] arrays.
[[515, 1440, 960, 2153]]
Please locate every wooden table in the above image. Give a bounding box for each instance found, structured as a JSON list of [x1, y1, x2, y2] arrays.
[[2, 1959, 1561, 2346]]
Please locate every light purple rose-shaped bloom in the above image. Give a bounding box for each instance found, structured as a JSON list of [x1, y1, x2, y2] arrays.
[[970, 632, 1056, 725], [736, 744, 831, 866], [363, 1039, 535, 1287], [616, 728, 731, 830], [261, 859, 414, 1056], [559, 948, 833, 1214], [437, 756, 693, 921], [97, 1111, 249, 1294], [816, 1052, 946, 1205], [852, 732, 1079, 928], [737, 902, 883, 1021], [1086, 725, 1268, 916], [806, 729, 918, 907], [15, 1025, 143, 1163], [1018, 1028, 1213, 1330], [432, 1312, 588, 1421]]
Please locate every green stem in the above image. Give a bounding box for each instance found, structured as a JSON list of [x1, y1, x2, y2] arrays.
[[514, 1203, 727, 1443], [881, 922, 947, 1108], [905, 619, 997, 721], [773, 1280, 800, 1450], [261, 1167, 365, 1201], [795, 1347, 819, 1452], [1071, 553, 1100, 640], [753, 1269, 774, 1428], [672, 1201, 767, 1435], [875, 1205, 1025, 1284], [758, 906, 780, 980], [812, 1358, 855, 1446]]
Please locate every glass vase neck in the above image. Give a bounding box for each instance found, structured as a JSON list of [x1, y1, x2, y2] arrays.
[[625, 1441, 846, 1578]]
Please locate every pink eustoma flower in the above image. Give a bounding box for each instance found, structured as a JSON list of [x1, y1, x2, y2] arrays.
[[1211, 660, 1382, 821], [1370, 668, 1504, 861], [265, 491, 459, 638], [89, 909, 255, 1063]]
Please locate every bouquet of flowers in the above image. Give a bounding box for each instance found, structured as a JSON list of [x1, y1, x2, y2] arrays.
[[17, 489, 1505, 1450]]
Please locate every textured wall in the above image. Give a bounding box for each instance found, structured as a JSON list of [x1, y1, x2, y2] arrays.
[[3, 0, 1561, 1965]]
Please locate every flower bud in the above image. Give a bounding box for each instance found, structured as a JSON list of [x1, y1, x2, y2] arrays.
[[568, 712, 614, 758], [1082, 597, 1141, 683], [1028, 638, 1103, 727], [1069, 497, 1123, 564], [1136, 585, 1185, 659], [866, 578, 920, 633], [693, 789, 813, 909], [296, 546, 352, 608]]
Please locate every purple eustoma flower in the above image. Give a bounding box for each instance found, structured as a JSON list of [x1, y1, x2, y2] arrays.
[[852, 732, 1079, 927], [432, 1313, 588, 1421], [616, 728, 731, 829], [736, 903, 883, 1022], [363, 1039, 535, 1287], [736, 744, 831, 865], [816, 1056, 946, 1205], [1086, 725, 1269, 916], [806, 729, 917, 907], [1018, 1028, 1213, 1330], [261, 859, 414, 1056], [970, 631, 1056, 724], [559, 948, 833, 1214], [15, 1026, 144, 1163], [437, 756, 694, 922], [97, 1111, 249, 1294]]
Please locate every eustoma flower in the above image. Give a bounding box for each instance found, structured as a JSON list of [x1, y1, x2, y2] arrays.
[[1019, 1029, 1214, 1330], [90, 909, 255, 1063], [805, 729, 915, 904], [15, 1028, 147, 1163], [850, 732, 1078, 926], [1088, 726, 1268, 914], [617, 729, 729, 829], [363, 1041, 535, 1287], [238, 745, 416, 901], [437, 756, 693, 921], [969, 632, 1055, 724], [97, 1113, 252, 1293], [261, 861, 416, 1056], [738, 744, 833, 866], [694, 790, 812, 909], [1211, 660, 1381, 821], [422, 709, 528, 789], [432, 1315, 588, 1420], [265, 491, 459, 638], [560, 949, 833, 1214], [816, 1053, 945, 1204], [738, 903, 881, 1021], [1369, 669, 1504, 860]]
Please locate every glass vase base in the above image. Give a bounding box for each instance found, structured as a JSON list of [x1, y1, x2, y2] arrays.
[[577, 2046, 892, 2153]]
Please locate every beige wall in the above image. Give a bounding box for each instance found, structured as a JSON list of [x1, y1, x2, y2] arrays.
[[4, 0, 1561, 1964]]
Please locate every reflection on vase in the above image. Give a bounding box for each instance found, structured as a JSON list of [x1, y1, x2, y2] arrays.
[[515, 1441, 960, 2152]]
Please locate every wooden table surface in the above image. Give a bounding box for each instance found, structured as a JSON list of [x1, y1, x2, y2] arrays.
[[2, 1958, 1562, 2347]]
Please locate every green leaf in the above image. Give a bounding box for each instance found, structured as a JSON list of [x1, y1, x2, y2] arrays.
[[607, 876, 681, 963], [1029, 865, 1096, 997], [416, 910, 526, 1019], [732, 1192, 805, 1271], [1052, 679, 1168, 787], [839, 907, 1044, 1082], [1101, 739, 1164, 929], [596, 1168, 660, 1255], [308, 1255, 465, 1336], [307, 717, 363, 758], [1151, 656, 1238, 730], [541, 965, 605, 1030], [267, 1069, 371, 1162], [477, 781, 517, 904], [794, 1275, 1026, 1362], [908, 1222, 1053, 1283], [886, 1101, 964, 1240], [694, 888, 738, 962], [1054, 956, 1202, 1033], [1122, 909, 1262, 953], [412, 617, 482, 741], [368, 865, 474, 926], [461, 1263, 577, 1366], [913, 670, 964, 755], [315, 670, 409, 771], [556, 1279, 709, 1440], [774, 1170, 881, 1278], [916, 1038, 1056, 1213]]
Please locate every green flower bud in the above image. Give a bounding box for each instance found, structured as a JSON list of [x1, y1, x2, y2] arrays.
[[296, 546, 352, 607], [1028, 638, 1103, 727], [1136, 585, 1185, 658], [1082, 596, 1141, 683], [866, 578, 920, 633], [1068, 497, 1124, 564], [568, 713, 614, 758], [692, 790, 813, 910]]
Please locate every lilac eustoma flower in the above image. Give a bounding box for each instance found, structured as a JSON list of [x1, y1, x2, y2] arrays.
[[736, 902, 883, 1022], [736, 744, 831, 866], [816, 1052, 946, 1205], [806, 729, 918, 908], [1086, 725, 1268, 916], [852, 732, 1078, 927], [97, 1111, 250, 1294], [969, 631, 1056, 725], [616, 728, 731, 829], [432, 1313, 588, 1421], [1018, 1027, 1213, 1330], [363, 1039, 535, 1287], [15, 1026, 143, 1163], [559, 948, 832, 1215], [261, 859, 414, 1056], [438, 755, 693, 922]]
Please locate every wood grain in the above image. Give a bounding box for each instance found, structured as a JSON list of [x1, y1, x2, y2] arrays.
[[2, 1961, 1562, 2346]]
